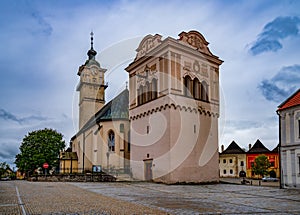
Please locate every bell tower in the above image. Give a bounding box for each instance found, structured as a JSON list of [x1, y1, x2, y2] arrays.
[[77, 32, 107, 129]]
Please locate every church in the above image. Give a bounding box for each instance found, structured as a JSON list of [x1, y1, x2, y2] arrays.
[[69, 30, 223, 184]]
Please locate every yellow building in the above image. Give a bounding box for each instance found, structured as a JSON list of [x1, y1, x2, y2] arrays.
[[59, 151, 78, 174], [219, 141, 246, 178]]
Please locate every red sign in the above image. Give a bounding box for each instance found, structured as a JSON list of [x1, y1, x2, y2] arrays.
[[43, 163, 49, 169]]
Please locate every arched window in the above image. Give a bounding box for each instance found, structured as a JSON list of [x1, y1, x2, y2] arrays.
[[151, 78, 158, 100], [193, 78, 200, 100], [143, 85, 147, 104], [108, 130, 115, 152], [201, 81, 209, 102], [146, 81, 150, 102], [138, 85, 143, 105], [184, 76, 192, 97]]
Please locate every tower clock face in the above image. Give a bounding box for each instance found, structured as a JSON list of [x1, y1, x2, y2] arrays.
[[91, 68, 98, 76]]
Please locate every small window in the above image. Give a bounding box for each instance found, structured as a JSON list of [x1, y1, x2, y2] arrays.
[[223, 169, 226, 174], [194, 125, 196, 133], [230, 169, 233, 174], [240, 161, 244, 167], [147, 126, 150, 134], [223, 159, 226, 164], [229, 159, 233, 163], [270, 161, 275, 167], [120, 123, 124, 133]]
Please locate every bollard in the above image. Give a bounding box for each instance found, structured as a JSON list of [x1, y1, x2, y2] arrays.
[[259, 180, 261, 186], [251, 180, 252, 185]]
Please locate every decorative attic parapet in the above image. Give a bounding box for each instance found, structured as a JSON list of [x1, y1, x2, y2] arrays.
[[178, 30, 213, 56], [135, 34, 162, 60]]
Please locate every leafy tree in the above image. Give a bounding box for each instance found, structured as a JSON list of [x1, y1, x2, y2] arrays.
[[15, 128, 65, 176], [252, 154, 271, 178], [0, 162, 10, 177]]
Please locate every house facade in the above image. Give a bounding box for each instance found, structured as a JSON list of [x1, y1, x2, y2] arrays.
[[220, 140, 279, 179], [277, 89, 300, 188], [219, 141, 246, 178], [246, 139, 279, 178], [126, 31, 223, 183]]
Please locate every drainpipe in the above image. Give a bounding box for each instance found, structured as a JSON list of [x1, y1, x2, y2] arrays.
[[83, 132, 85, 174], [277, 110, 283, 189]]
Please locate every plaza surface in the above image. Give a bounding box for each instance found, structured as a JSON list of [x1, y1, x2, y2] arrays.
[[1, 180, 300, 214]]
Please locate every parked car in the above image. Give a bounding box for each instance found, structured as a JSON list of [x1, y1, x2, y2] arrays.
[[262, 177, 278, 182], [1, 177, 10, 181]]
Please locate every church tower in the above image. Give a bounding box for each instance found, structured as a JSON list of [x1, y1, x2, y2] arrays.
[[126, 31, 223, 183], [77, 32, 107, 129]]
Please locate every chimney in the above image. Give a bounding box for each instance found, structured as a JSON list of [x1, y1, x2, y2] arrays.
[[221, 145, 224, 152], [249, 144, 252, 150]]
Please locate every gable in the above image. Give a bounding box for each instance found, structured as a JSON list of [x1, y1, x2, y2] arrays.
[[278, 88, 300, 111]]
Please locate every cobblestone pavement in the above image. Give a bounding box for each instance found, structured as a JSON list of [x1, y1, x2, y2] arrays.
[[0, 181, 166, 215], [70, 182, 300, 215], [1, 181, 300, 215]]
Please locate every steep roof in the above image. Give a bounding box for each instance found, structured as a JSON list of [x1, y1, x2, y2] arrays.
[[71, 89, 129, 140], [278, 88, 300, 111], [272, 143, 280, 152], [222, 141, 245, 154], [248, 139, 270, 154]]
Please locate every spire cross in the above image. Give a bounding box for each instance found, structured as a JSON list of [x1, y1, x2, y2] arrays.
[[90, 31, 94, 49]]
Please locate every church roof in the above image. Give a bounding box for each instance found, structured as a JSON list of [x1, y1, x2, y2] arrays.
[[248, 139, 270, 154], [221, 141, 245, 154], [71, 89, 129, 139], [278, 88, 300, 111], [95, 89, 129, 122]]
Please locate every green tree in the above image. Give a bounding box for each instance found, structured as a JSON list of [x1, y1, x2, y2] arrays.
[[15, 128, 65, 176], [0, 162, 10, 177], [252, 154, 271, 178]]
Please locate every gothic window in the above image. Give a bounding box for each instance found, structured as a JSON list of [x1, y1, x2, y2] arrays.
[[184, 76, 192, 97], [108, 130, 115, 152], [193, 78, 200, 100], [151, 78, 158, 100], [201, 81, 209, 102]]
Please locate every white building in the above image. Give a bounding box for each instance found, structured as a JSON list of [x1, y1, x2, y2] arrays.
[[277, 89, 300, 188]]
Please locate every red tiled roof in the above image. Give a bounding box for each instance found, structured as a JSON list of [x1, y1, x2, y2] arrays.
[[278, 89, 300, 111]]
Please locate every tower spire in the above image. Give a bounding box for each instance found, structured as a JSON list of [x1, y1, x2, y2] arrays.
[[87, 31, 97, 60]]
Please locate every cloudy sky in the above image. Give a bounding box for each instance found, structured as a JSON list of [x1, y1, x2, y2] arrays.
[[1, 0, 300, 167]]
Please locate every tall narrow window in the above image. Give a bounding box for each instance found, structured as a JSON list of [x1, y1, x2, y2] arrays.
[[193, 78, 200, 100], [146, 81, 150, 102], [151, 78, 158, 99], [108, 130, 115, 152], [138, 85, 143, 105], [184, 76, 192, 97], [201, 81, 209, 102]]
